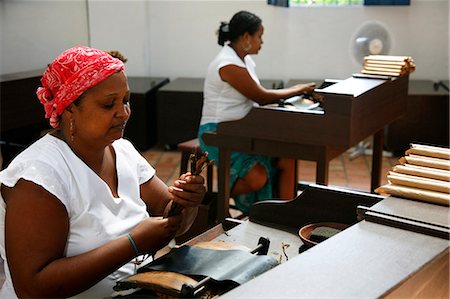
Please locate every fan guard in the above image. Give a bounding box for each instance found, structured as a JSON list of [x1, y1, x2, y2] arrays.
[[350, 21, 392, 66]]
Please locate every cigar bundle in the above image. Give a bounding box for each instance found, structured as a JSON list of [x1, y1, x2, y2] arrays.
[[375, 143, 450, 206], [361, 55, 416, 77]]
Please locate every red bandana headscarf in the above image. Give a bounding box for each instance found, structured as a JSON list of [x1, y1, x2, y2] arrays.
[[36, 46, 125, 128]]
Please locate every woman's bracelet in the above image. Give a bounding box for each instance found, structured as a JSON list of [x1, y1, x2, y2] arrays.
[[126, 233, 139, 256]]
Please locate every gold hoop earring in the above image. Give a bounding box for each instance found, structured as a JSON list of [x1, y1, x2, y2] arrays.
[[69, 118, 75, 143], [243, 41, 251, 52]]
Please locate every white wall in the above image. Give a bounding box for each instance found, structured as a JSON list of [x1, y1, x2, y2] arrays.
[[88, 0, 151, 79], [1, 0, 448, 82], [87, 0, 449, 81], [0, 0, 89, 74]]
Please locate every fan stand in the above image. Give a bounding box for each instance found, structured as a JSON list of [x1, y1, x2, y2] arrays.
[[348, 141, 371, 160], [348, 139, 393, 160]]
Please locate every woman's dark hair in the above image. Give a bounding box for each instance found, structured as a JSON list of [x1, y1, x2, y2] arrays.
[[217, 11, 262, 46]]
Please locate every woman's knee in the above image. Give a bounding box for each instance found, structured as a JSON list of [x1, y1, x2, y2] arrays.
[[244, 163, 268, 192]]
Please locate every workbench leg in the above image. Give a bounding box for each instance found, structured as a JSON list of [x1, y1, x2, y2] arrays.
[[371, 129, 383, 193], [217, 149, 230, 223], [316, 155, 329, 185], [293, 160, 298, 197]]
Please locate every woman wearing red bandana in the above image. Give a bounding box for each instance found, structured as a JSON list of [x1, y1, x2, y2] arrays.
[[0, 46, 206, 298]]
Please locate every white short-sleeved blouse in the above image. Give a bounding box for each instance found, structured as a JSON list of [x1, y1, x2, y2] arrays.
[[200, 44, 260, 125], [0, 134, 155, 298]]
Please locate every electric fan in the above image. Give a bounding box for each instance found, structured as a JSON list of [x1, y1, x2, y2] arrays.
[[350, 21, 392, 67]]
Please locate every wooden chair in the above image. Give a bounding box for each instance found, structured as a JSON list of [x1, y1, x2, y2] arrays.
[[176, 138, 245, 237], [177, 138, 213, 192], [175, 138, 218, 243]]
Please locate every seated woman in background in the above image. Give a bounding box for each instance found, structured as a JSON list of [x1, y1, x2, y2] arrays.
[[198, 10, 316, 214], [0, 46, 205, 298]]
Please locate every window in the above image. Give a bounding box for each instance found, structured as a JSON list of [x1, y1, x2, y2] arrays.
[[364, 0, 410, 4], [268, 0, 410, 6], [290, 0, 363, 5]]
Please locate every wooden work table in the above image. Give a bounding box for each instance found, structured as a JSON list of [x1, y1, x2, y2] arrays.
[[128, 185, 449, 298], [387, 79, 449, 153], [221, 220, 448, 298], [0, 69, 49, 167], [0, 69, 47, 133], [156, 77, 284, 149], [202, 75, 409, 222], [221, 192, 449, 298], [124, 76, 169, 150]]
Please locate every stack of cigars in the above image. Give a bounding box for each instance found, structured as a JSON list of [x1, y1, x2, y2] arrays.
[[362, 55, 416, 77], [375, 144, 450, 206]]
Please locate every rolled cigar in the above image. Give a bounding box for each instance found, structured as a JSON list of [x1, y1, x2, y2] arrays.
[[364, 65, 405, 72], [364, 59, 406, 66], [406, 144, 450, 160], [361, 69, 402, 77], [399, 155, 450, 170], [387, 172, 450, 193], [365, 55, 413, 62], [364, 63, 405, 70], [393, 164, 450, 182], [375, 184, 450, 206]]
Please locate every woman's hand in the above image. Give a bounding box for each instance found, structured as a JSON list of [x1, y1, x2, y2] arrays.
[[139, 172, 206, 239], [164, 173, 206, 235], [130, 215, 182, 255], [296, 82, 316, 95], [168, 172, 206, 210]]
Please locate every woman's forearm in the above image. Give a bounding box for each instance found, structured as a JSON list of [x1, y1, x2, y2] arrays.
[[14, 235, 135, 298]]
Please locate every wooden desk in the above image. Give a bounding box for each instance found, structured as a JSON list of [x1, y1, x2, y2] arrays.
[[221, 191, 449, 298], [0, 69, 47, 133], [156, 77, 205, 149], [124, 76, 169, 150], [0, 72, 169, 165], [386, 79, 449, 153], [202, 75, 409, 222], [156, 77, 284, 149], [222, 222, 448, 298], [0, 69, 49, 167], [124, 185, 448, 298], [117, 184, 385, 297]]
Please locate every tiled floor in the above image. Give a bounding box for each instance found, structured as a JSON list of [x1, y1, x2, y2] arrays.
[[142, 144, 401, 194]]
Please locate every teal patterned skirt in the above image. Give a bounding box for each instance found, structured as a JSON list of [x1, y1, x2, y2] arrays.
[[198, 123, 274, 214]]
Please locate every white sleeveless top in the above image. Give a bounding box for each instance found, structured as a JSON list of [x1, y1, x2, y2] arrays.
[[0, 134, 155, 298], [200, 44, 260, 125]]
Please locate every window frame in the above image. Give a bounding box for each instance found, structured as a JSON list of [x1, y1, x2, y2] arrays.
[[268, 0, 410, 7]]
